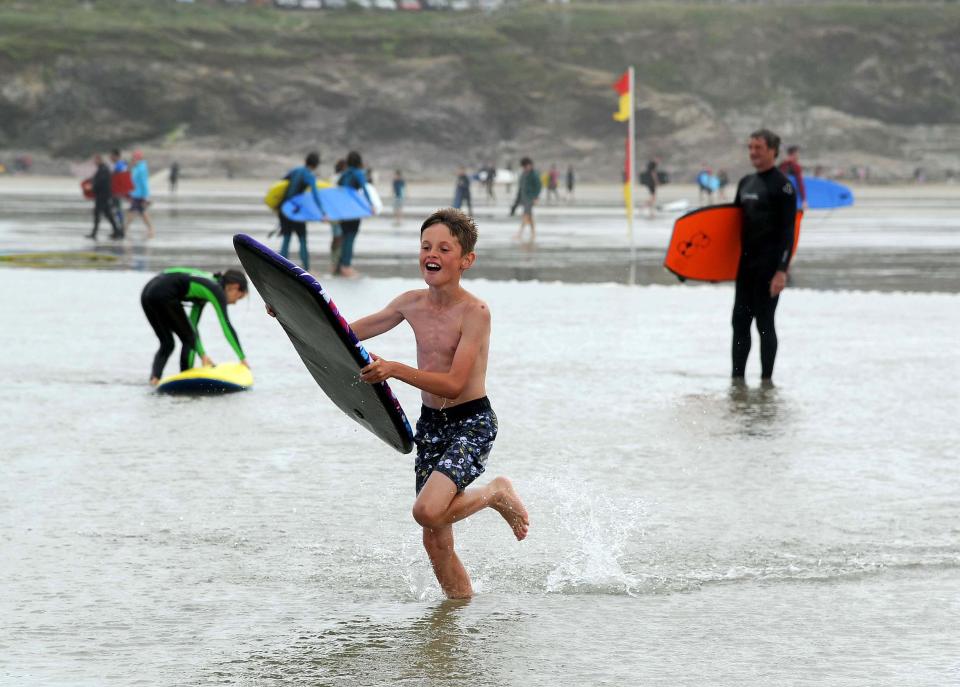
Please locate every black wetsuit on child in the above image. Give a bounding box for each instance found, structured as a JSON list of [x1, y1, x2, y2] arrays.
[[140, 267, 245, 380]]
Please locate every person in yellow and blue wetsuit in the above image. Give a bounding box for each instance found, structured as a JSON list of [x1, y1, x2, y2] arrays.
[[140, 267, 249, 386]]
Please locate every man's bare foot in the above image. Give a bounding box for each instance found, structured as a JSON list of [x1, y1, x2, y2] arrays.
[[149, 377, 159, 386], [489, 476, 529, 541]]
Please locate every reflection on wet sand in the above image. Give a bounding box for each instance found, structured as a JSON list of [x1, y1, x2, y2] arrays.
[[727, 380, 786, 439]]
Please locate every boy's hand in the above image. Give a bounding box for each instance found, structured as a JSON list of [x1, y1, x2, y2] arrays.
[[265, 304, 276, 317], [360, 357, 394, 384]]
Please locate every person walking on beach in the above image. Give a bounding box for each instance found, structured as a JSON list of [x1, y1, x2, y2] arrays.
[[125, 150, 155, 239], [328, 158, 346, 271], [641, 158, 660, 218], [336, 151, 371, 278], [168, 161, 180, 195], [452, 166, 473, 216], [483, 163, 496, 201], [731, 129, 796, 383], [546, 164, 560, 204], [278, 151, 324, 271], [697, 165, 715, 206], [85, 154, 121, 240], [303, 208, 529, 598], [513, 157, 542, 243], [566, 165, 575, 202], [141, 267, 249, 386], [392, 169, 406, 226], [109, 148, 128, 231], [778, 145, 807, 210]]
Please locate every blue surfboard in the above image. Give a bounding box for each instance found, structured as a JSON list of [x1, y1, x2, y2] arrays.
[[233, 233, 414, 453], [697, 171, 720, 193], [281, 186, 373, 222], [789, 175, 854, 210]]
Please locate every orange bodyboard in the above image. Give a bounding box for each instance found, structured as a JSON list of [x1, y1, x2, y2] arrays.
[[664, 204, 803, 282]]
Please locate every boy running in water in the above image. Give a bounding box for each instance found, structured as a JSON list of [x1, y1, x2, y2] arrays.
[[352, 208, 529, 598]]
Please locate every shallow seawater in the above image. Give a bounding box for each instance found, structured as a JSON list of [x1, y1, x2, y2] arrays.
[[1, 270, 958, 686]]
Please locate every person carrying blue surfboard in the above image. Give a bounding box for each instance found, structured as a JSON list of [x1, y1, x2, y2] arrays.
[[335, 150, 371, 278], [140, 267, 249, 386], [279, 152, 325, 271]]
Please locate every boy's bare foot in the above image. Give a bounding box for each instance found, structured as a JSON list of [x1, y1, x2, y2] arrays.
[[489, 476, 529, 541], [339, 266, 359, 278]]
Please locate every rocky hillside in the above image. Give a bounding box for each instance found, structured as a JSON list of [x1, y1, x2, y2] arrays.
[[1, 0, 958, 180]]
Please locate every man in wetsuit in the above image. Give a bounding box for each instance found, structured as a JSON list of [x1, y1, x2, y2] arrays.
[[85, 154, 121, 240], [731, 129, 796, 383], [778, 144, 807, 210], [140, 267, 249, 385]]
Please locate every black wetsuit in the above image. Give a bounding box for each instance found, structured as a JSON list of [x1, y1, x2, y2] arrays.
[[140, 268, 245, 380], [731, 167, 796, 379], [89, 163, 120, 238]]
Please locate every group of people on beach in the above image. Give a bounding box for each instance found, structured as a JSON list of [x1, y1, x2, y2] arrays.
[[85, 149, 154, 240], [139, 127, 796, 600], [273, 150, 371, 279]]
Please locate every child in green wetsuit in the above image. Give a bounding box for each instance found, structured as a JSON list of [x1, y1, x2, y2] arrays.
[[140, 267, 249, 385]]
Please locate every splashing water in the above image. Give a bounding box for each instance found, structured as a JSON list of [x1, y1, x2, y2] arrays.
[[541, 478, 647, 595]]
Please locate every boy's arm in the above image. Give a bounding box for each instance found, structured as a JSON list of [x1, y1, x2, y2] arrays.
[[360, 302, 490, 399], [349, 292, 411, 341]]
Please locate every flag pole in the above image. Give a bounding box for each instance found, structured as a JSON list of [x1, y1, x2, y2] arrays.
[[627, 65, 637, 265]]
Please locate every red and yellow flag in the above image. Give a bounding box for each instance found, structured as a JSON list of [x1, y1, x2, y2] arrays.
[[612, 70, 630, 122], [612, 69, 633, 218]]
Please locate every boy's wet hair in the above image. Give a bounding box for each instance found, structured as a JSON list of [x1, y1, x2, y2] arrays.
[[305, 151, 320, 168], [346, 150, 363, 168], [520, 156, 533, 167], [420, 208, 478, 254], [216, 268, 248, 293], [749, 128, 781, 156]]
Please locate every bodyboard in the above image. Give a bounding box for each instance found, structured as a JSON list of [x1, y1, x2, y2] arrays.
[[80, 179, 94, 200], [664, 204, 803, 282], [233, 233, 414, 453], [156, 362, 253, 394], [281, 186, 374, 222], [789, 175, 854, 210]]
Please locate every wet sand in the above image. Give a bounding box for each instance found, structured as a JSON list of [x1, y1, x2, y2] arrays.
[[1, 176, 958, 292]]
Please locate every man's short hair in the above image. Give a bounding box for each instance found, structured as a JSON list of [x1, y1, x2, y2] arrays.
[[420, 208, 478, 254], [520, 157, 533, 167], [749, 129, 781, 156], [305, 151, 320, 168], [786, 145, 800, 155]]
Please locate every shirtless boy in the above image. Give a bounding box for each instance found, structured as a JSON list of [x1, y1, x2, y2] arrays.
[[351, 208, 530, 598]]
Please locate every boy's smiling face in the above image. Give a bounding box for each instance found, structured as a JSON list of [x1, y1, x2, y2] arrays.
[[420, 223, 475, 286]]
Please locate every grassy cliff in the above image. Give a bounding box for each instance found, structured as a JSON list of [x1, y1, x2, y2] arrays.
[[1, 0, 958, 177]]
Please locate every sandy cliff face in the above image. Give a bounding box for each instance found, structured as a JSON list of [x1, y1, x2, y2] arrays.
[[1, 2, 957, 180]]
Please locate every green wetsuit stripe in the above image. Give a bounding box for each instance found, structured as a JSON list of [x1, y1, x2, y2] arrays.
[[186, 280, 245, 360], [187, 302, 205, 365], [164, 266, 215, 281]]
